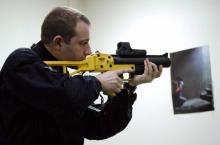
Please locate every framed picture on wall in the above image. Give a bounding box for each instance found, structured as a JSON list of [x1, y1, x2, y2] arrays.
[[170, 46, 214, 114]]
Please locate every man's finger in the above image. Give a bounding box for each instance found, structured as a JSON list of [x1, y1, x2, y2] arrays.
[[146, 60, 153, 76], [151, 63, 158, 76], [116, 77, 123, 85], [143, 59, 149, 75], [159, 65, 163, 73], [157, 65, 163, 77]]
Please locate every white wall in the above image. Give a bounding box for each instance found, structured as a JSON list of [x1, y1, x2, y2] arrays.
[[79, 0, 220, 145], [0, 0, 82, 68], [67, 0, 83, 11]]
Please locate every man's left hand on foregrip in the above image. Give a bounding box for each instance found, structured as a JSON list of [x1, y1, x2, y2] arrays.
[[129, 59, 163, 86]]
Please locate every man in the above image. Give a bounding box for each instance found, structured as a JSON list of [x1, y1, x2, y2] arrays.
[[174, 76, 186, 108], [0, 6, 162, 145]]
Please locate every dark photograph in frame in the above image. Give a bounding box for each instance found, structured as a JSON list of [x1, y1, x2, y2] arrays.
[[170, 46, 214, 114]]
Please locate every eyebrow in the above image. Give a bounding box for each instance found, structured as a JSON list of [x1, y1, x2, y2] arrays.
[[79, 38, 89, 42], [78, 39, 90, 46]]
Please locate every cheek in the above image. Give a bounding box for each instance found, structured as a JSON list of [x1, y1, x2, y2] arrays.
[[70, 47, 85, 60], [65, 43, 86, 60]]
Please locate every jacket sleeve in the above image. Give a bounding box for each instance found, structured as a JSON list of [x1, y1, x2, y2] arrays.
[[84, 89, 137, 140], [1, 48, 101, 113]]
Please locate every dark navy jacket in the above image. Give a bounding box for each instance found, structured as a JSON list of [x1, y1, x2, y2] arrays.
[[0, 41, 136, 145]]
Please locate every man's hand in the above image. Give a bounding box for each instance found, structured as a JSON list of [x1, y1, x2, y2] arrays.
[[129, 59, 163, 86], [95, 69, 133, 95]]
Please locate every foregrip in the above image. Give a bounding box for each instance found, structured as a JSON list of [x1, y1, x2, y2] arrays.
[[113, 53, 171, 75]]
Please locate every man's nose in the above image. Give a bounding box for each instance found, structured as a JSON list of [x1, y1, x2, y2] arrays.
[[84, 45, 92, 55]]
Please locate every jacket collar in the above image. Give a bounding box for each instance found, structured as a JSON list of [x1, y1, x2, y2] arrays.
[[31, 41, 65, 73], [31, 41, 57, 61]]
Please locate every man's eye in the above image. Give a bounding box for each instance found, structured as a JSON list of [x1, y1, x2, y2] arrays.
[[80, 41, 88, 46]]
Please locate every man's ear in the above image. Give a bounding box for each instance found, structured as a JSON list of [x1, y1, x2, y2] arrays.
[[52, 35, 65, 52]]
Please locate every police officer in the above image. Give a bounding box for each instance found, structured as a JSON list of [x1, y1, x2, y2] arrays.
[[0, 6, 162, 145]]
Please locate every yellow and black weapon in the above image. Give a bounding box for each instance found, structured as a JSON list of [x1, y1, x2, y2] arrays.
[[44, 42, 171, 78], [44, 52, 135, 77]]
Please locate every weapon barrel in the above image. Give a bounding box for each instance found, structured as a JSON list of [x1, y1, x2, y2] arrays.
[[113, 53, 171, 67], [113, 53, 171, 75]]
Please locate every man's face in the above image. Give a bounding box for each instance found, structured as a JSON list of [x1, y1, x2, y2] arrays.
[[60, 20, 91, 61]]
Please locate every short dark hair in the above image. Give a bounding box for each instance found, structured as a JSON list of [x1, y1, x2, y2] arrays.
[[41, 6, 90, 44]]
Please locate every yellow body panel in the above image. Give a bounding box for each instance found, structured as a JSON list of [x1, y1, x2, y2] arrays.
[[44, 52, 135, 76]]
